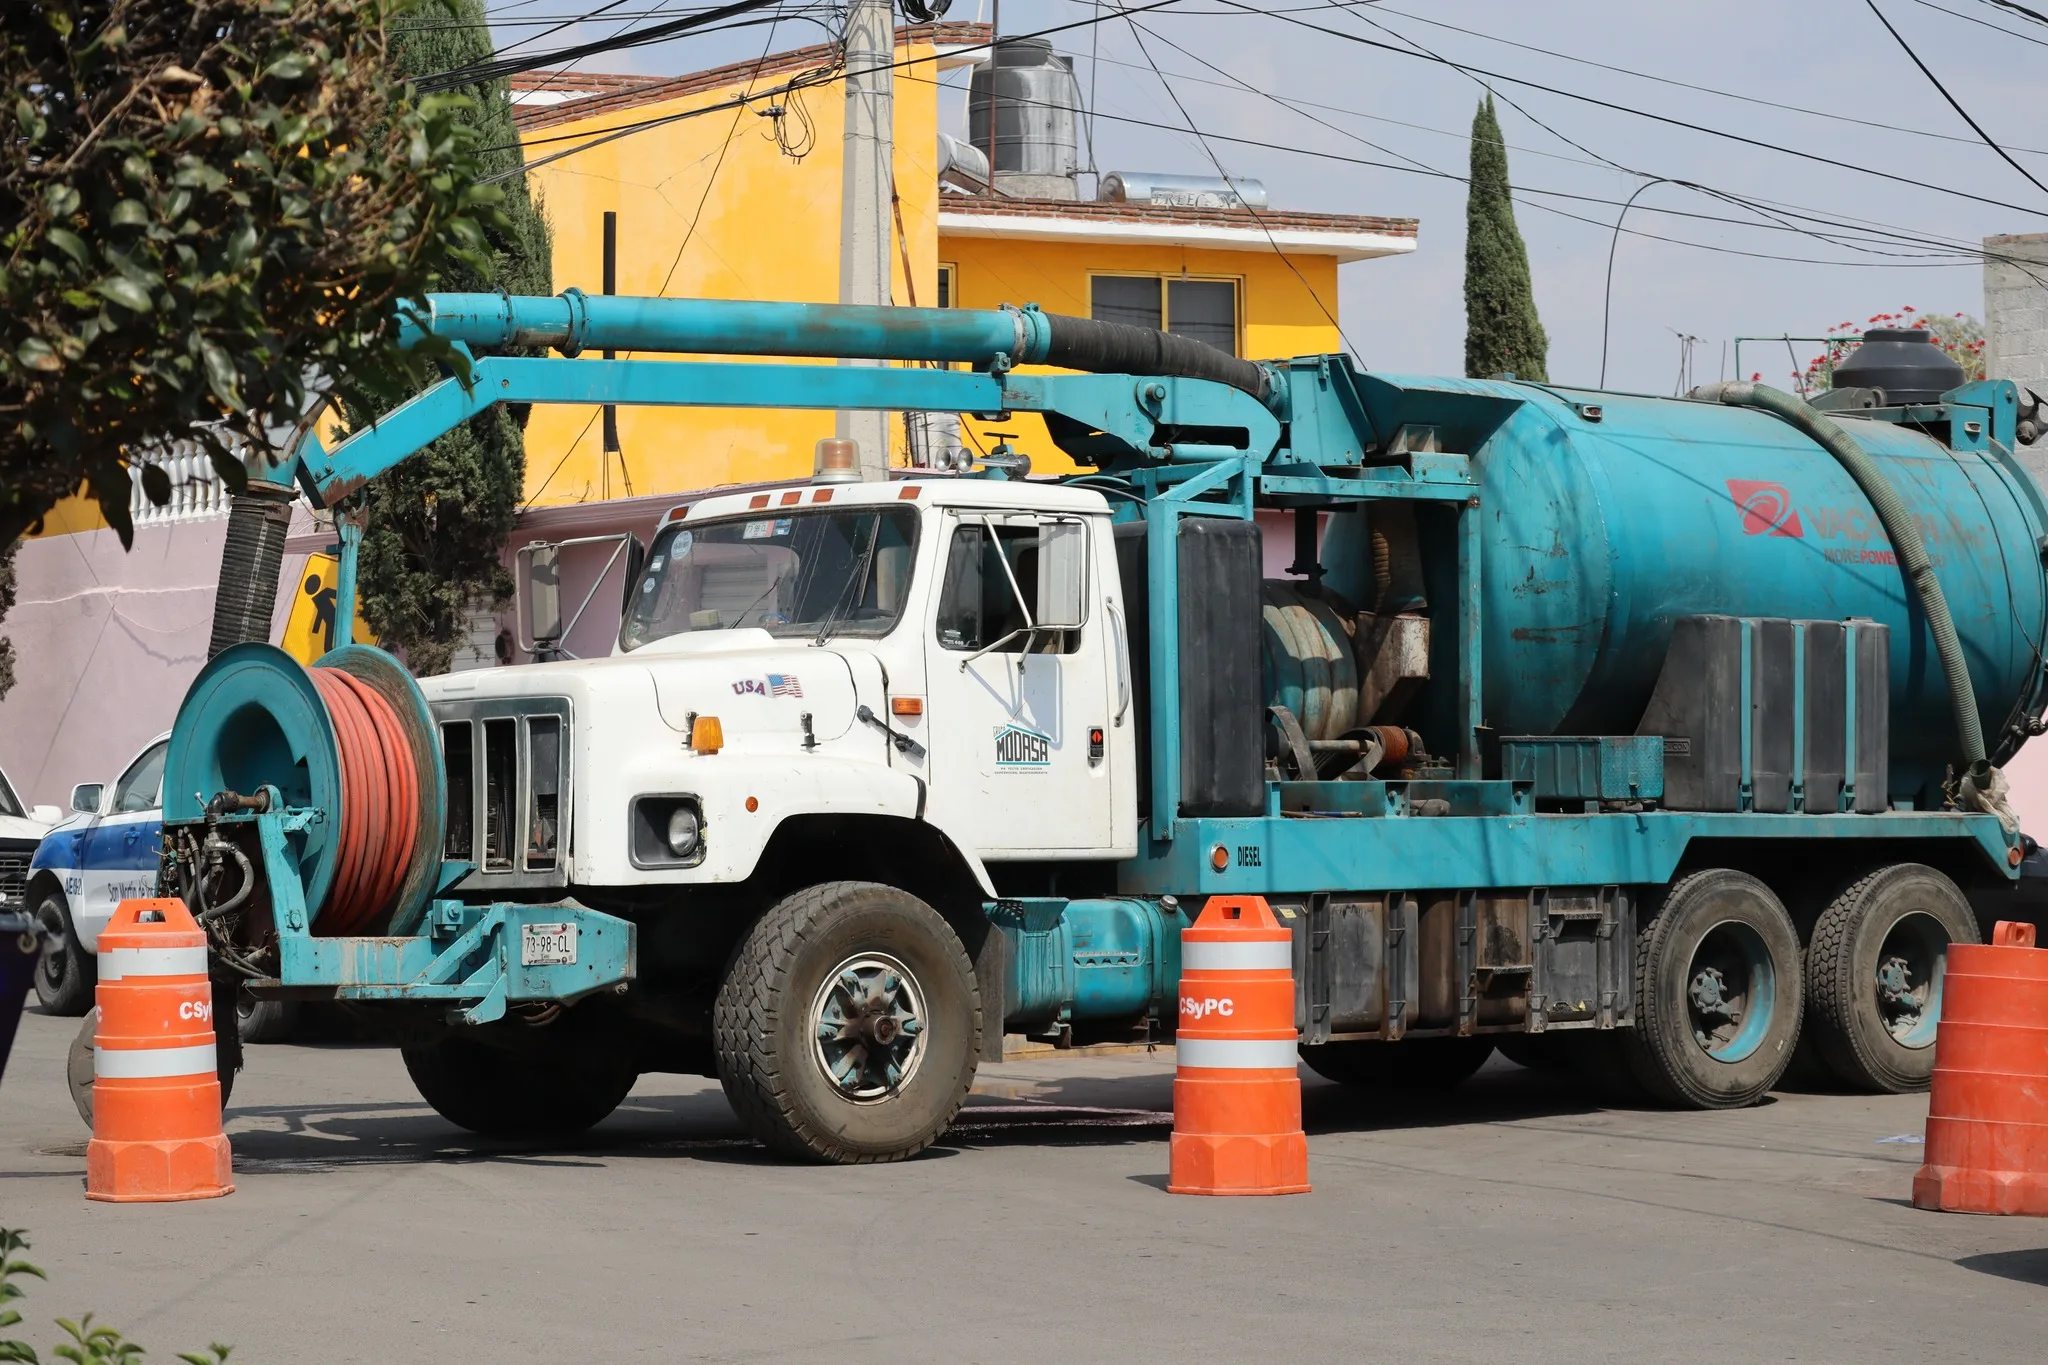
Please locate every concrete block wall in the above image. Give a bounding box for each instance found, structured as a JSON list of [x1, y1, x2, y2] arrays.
[[1985, 232, 2048, 395], [1985, 234, 2048, 837]]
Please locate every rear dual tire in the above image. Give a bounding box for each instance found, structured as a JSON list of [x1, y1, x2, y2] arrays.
[[1802, 863, 1976, 1094], [1625, 869, 1803, 1109]]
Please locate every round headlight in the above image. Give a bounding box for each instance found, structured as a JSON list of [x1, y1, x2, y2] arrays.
[[665, 806, 701, 857]]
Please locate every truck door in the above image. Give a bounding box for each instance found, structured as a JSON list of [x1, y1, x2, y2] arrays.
[[924, 510, 1116, 856]]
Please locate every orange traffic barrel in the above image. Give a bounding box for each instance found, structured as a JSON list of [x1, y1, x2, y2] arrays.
[[1912, 920, 2048, 1215], [86, 898, 233, 1203], [1168, 895, 1310, 1196]]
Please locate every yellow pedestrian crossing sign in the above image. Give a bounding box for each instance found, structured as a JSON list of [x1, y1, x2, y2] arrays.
[[281, 553, 375, 662]]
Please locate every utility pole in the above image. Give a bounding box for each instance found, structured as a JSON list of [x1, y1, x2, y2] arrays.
[[838, 0, 895, 480]]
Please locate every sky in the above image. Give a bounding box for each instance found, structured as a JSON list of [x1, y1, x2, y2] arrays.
[[478, 0, 2048, 395]]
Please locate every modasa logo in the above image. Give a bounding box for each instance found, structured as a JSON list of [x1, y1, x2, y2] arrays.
[[1726, 480, 1804, 538], [993, 723, 1051, 769]]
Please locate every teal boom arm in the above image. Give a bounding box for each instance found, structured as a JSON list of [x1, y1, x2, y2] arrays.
[[403, 290, 1054, 367]]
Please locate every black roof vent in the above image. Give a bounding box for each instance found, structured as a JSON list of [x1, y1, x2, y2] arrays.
[[1828, 327, 1965, 404]]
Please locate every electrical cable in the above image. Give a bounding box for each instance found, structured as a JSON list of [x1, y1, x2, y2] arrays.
[[1975, 0, 2048, 25], [1863, 0, 2048, 199], [484, 0, 1189, 176], [1362, 1, 2048, 157], [1113, 6, 1359, 356], [1212, 0, 2048, 219], [1912, 0, 2048, 45], [417, 0, 792, 92], [913, 74, 2007, 268]]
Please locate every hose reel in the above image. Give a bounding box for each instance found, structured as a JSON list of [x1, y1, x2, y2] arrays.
[[163, 643, 445, 937]]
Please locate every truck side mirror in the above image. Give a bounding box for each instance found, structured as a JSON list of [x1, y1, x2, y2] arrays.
[[519, 543, 563, 648], [1035, 520, 1087, 631], [619, 536, 646, 616], [71, 783, 104, 814]]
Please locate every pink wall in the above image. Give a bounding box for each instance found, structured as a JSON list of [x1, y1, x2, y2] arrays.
[[0, 520, 265, 806]]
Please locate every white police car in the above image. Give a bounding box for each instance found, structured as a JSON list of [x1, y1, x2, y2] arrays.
[[25, 733, 170, 1017], [26, 733, 298, 1043]]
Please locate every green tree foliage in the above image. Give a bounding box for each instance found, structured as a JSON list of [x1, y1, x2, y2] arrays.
[[2, 1227, 230, 1364], [1463, 95, 1549, 383], [0, 541, 16, 702], [352, 0, 551, 677], [0, 1, 504, 553]]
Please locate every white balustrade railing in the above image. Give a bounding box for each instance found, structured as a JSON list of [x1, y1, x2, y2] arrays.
[[128, 444, 234, 525]]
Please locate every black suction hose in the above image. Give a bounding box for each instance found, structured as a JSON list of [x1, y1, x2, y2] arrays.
[[1690, 381, 1986, 771], [208, 479, 296, 659], [1038, 312, 1270, 402]]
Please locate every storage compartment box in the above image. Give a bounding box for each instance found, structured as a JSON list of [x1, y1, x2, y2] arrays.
[[1638, 615, 1888, 813], [1501, 735, 1664, 804]]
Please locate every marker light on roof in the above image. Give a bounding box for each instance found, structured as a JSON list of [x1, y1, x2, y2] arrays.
[[813, 437, 861, 484]]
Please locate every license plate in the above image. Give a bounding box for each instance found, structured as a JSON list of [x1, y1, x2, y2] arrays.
[[521, 922, 577, 967]]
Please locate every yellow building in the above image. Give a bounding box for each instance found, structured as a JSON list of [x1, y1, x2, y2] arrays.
[[512, 21, 1417, 501]]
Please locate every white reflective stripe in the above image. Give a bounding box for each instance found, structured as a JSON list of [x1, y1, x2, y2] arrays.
[[1182, 938, 1293, 972], [1175, 1037, 1301, 1070], [94, 1043, 217, 1080], [98, 946, 207, 981]]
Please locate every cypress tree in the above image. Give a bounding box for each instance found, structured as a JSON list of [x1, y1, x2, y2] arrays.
[[1463, 95, 1548, 383], [354, 0, 552, 675]]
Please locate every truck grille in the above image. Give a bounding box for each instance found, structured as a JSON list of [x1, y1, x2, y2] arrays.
[[432, 699, 572, 890], [0, 839, 33, 914]]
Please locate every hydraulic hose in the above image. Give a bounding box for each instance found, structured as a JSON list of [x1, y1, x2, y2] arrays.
[[309, 666, 420, 934], [1690, 381, 1986, 770]]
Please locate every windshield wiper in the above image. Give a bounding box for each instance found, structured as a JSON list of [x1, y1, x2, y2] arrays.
[[813, 514, 881, 646]]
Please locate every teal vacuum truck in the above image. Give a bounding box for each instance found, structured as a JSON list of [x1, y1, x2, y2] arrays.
[[149, 295, 2047, 1161]]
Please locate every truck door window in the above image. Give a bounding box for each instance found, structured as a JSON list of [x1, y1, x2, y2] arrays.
[[935, 520, 1083, 654]]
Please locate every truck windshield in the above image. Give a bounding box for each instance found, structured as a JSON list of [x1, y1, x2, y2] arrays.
[[620, 506, 919, 651]]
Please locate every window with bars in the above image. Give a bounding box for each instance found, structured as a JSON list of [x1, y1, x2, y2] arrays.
[[1087, 275, 1241, 356]]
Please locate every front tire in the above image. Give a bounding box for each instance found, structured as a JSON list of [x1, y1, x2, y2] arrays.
[[32, 890, 94, 1016], [1625, 869, 1802, 1109], [402, 1035, 636, 1139], [714, 881, 981, 1164], [1804, 864, 1978, 1094]]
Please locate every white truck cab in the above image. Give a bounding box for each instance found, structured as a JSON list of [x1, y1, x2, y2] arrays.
[[417, 477, 1137, 897]]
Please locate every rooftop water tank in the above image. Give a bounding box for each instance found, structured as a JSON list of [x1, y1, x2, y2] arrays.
[[1098, 172, 1268, 210], [1829, 327, 1967, 404], [967, 38, 1083, 199]]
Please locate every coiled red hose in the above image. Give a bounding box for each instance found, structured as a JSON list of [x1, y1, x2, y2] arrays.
[[309, 667, 420, 935]]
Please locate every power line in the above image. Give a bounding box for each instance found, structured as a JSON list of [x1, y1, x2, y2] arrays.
[[1863, 0, 2048, 199], [1975, 0, 2048, 25], [487, 0, 1190, 171], [1211, 0, 2048, 219], [418, 0, 792, 92], [1367, 1, 2048, 157], [1911, 0, 2048, 47], [1055, 34, 1991, 264], [1113, 7, 1361, 355]]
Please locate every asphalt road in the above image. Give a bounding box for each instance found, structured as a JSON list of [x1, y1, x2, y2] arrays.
[[2, 1007, 2043, 1364]]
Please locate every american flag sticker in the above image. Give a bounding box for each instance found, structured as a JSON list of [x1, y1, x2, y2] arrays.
[[767, 673, 803, 698]]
